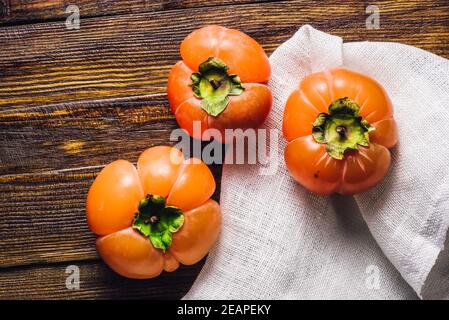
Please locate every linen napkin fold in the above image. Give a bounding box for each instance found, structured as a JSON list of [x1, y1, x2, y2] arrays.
[[184, 25, 449, 299]]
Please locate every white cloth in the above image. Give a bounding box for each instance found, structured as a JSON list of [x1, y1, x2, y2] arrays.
[[184, 25, 449, 300]]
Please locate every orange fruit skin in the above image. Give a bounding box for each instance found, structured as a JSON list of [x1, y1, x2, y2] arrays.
[[86, 160, 143, 236], [170, 200, 221, 265], [96, 228, 164, 279], [180, 25, 270, 83], [168, 25, 272, 142], [283, 68, 398, 195], [87, 146, 220, 279]]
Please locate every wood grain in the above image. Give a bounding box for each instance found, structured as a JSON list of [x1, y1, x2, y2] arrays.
[[0, 95, 177, 175], [0, 0, 272, 25], [0, 0, 448, 299], [0, 167, 98, 268], [0, 259, 205, 299]]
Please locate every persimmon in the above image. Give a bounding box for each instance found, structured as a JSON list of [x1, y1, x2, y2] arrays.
[[168, 25, 273, 142], [86, 146, 220, 279], [283, 68, 398, 195]]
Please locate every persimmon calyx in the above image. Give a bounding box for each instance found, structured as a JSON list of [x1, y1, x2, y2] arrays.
[[312, 97, 375, 160], [132, 194, 184, 252], [191, 57, 244, 117]]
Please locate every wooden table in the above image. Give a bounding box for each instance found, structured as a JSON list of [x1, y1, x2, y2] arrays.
[[0, 0, 448, 299]]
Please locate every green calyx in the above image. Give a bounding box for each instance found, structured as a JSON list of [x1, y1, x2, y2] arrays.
[[312, 97, 375, 160], [191, 57, 244, 117], [132, 194, 184, 252]]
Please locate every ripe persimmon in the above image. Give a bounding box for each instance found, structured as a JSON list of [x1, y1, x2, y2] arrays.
[[168, 25, 272, 142], [283, 68, 398, 195], [86, 146, 220, 279]]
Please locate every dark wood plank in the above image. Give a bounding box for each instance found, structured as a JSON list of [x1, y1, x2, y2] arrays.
[[0, 95, 177, 175], [0, 0, 448, 113], [0, 258, 205, 299], [0, 0, 271, 25], [0, 166, 102, 268]]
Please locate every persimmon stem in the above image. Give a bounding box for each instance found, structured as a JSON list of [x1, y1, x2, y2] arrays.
[[132, 194, 184, 252], [209, 79, 221, 90], [191, 57, 244, 117], [312, 97, 375, 160], [336, 126, 347, 139]]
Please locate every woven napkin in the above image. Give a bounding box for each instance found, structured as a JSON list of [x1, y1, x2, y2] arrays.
[[184, 25, 449, 299]]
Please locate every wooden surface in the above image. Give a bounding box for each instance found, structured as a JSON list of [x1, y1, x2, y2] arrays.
[[0, 0, 448, 299]]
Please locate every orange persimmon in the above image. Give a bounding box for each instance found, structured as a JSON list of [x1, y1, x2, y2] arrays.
[[86, 146, 220, 279], [283, 68, 398, 195], [168, 25, 273, 142]]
